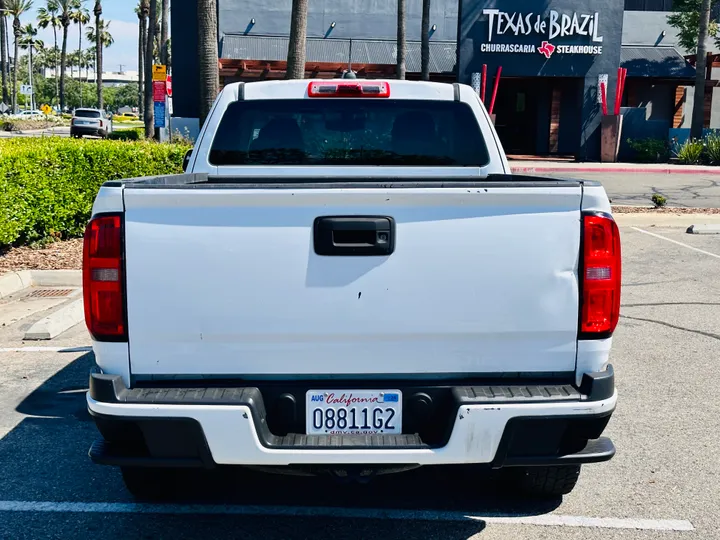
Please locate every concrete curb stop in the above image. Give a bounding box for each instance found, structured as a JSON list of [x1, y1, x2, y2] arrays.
[[23, 299, 84, 340], [686, 224, 720, 235]]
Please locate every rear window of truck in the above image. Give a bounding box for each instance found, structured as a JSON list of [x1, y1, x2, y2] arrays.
[[209, 99, 490, 166]]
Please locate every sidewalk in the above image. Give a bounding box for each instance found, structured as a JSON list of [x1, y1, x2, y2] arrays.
[[510, 161, 720, 175]]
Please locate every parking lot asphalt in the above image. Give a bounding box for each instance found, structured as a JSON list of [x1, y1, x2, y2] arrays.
[[0, 223, 718, 540], [540, 171, 720, 209]]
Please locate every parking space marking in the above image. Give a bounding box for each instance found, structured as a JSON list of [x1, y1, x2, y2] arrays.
[[0, 501, 694, 531], [632, 227, 720, 259], [0, 346, 91, 353]]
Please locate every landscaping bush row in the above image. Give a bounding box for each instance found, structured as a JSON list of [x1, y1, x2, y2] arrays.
[[0, 137, 191, 247], [627, 135, 720, 165]]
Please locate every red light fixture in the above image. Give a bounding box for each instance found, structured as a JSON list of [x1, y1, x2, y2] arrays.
[[83, 214, 127, 341], [307, 81, 391, 98], [580, 213, 622, 337]]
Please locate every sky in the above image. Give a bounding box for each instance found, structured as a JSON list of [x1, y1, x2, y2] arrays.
[[30, 1, 140, 72]]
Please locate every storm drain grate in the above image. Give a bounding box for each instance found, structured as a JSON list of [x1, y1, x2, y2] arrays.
[[27, 289, 74, 298]]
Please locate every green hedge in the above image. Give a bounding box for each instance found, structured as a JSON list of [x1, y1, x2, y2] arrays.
[[107, 127, 145, 141], [0, 138, 191, 247]]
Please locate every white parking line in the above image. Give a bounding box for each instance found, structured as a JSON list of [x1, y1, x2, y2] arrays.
[[0, 500, 694, 531], [0, 346, 91, 353], [632, 227, 720, 259]]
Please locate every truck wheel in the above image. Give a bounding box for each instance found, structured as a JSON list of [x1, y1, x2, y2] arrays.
[[120, 466, 186, 501], [510, 465, 581, 498]]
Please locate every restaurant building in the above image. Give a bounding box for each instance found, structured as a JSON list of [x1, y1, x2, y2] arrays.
[[171, 0, 698, 161]]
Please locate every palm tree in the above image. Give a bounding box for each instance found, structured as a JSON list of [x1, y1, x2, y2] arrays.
[[5, 0, 33, 113], [38, 0, 60, 104], [160, 0, 168, 65], [71, 4, 89, 87], [144, 0, 156, 137], [691, 0, 713, 139], [420, 0, 430, 81], [19, 23, 42, 109], [197, 0, 217, 124], [396, 0, 406, 80], [92, 0, 103, 107], [0, 0, 8, 104], [135, 3, 145, 117], [86, 18, 112, 108], [286, 0, 308, 79], [58, 0, 80, 112]]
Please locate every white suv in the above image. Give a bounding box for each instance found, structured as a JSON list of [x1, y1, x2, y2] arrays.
[[71, 108, 112, 139]]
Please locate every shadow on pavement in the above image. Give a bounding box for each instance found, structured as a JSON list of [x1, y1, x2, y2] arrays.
[[0, 353, 563, 539]]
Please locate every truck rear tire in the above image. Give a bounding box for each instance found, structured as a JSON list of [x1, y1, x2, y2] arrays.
[[120, 466, 188, 501], [510, 465, 581, 498]]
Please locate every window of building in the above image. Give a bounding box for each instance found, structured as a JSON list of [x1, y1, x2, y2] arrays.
[[624, 0, 674, 11]]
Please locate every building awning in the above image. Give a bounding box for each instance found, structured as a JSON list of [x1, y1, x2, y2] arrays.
[[220, 35, 457, 74], [620, 46, 696, 79]]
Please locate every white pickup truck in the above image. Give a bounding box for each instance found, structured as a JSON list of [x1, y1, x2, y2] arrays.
[[85, 79, 620, 500]]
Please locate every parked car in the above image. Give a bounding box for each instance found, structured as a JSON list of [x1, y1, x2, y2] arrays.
[[84, 79, 620, 501], [70, 108, 112, 138], [18, 109, 46, 118], [113, 112, 139, 120]]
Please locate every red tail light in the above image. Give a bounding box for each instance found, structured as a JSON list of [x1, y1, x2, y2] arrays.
[[580, 213, 621, 337], [83, 214, 126, 341], [307, 81, 391, 98]]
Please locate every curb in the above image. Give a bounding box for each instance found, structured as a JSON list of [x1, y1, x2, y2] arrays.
[[23, 299, 84, 341], [0, 271, 33, 300], [510, 165, 720, 175], [686, 224, 720, 234], [0, 270, 81, 300]]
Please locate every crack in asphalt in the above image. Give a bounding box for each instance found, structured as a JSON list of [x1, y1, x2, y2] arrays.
[[620, 314, 720, 341]]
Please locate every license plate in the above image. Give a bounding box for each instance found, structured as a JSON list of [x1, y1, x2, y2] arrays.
[[306, 390, 402, 435]]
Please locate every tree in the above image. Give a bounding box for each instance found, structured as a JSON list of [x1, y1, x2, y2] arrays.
[[37, 0, 60, 104], [692, 0, 713, 139], [160, 0, 168, 65], [71, 4, 88, 80], [19, 23, 42, 108], [57, 0, 80, 112], [6, 0, 33, 113], [421, 0, 430, 81], [667, 0, 720, 52], [144, 0, 156, 137], [0, 0, 9, 104], [92, 0, 102, 108], [136, 2, 145, 118], [397, 0, 406, 80], [286, 0, 308, 79], [197, 0, 218, 124], [86, 18, 112, 108]]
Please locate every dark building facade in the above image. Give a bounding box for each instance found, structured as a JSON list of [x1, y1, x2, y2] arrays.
[[172, 0, 696, 161]]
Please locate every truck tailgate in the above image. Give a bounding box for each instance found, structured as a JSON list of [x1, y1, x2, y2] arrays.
[[123, 185, 583, 378]]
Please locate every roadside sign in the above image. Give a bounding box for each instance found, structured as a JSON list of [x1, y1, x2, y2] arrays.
[[154, 101, 166, 128], [152, 64, 167, 81], [0, 103, 9, 113], [40, 104, 52, 114], [20, 84, 32, 96], [166, 75, 172, 97], [153, 81, 167, 101]]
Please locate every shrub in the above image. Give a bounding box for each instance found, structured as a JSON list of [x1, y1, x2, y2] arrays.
[[673, 138, 704, 165], [2, 116, 65, 132], [651, 194, 667, 207], [0, 137, 191, 246], [705, 134, 720, 164], [108, 127, 145, 141], [627, 138, 670, 163]]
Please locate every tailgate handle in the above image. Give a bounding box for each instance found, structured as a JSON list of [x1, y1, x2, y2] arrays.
[[314, 216, 395, 256]]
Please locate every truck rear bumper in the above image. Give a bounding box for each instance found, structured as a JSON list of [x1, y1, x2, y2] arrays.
[[87, 369, 616, 469]]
